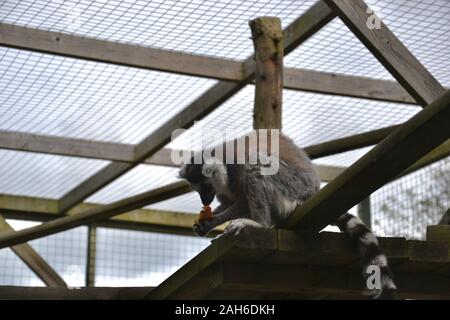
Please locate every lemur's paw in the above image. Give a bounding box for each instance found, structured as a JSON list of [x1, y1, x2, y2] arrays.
[[211, 220, 246, 242], [193, 220, 212, 237]]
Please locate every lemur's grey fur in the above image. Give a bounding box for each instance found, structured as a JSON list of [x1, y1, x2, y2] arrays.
[[179, 130, 397, 299]]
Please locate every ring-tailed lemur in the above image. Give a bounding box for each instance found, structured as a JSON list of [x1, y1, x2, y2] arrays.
[[179, 130, 397, 299]]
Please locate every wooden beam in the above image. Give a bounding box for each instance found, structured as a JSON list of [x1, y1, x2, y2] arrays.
[[0, 181, 194, 248], [85, 226, 96, 287], [397, 139, 450, 178], [250, 17, 284, 129], [0, 216, 67, 287], [323, 0, 445, 106], [56, 1, 336, 213], [0, 196, 216, 237], [283, 68, 416, 104], [0, 129, 347, 182], [282, 89, 450, 231], [0, 194, 59, 214], [0, 23, 243, 81], [303, 124, 399, 158], [0, 126, 400, 164], [148, 229, 450, 300], [4, 130, 445, 180], [0, 130, 135, 162], [0, 286, 152, 300], [0, 21, 419, 104]]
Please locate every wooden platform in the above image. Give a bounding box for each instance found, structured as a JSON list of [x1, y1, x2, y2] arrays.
[[0, 286, 152, 300], [147, 228, 450, 300]]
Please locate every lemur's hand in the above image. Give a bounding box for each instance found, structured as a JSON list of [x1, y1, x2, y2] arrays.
[[193, 205, 214, 236], [193, 220, 213, 237]]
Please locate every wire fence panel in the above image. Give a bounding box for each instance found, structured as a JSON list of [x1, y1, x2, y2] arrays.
[[371, 156, 450, 239], [94, 228, 210, 287], [0, 220, 87, 286]]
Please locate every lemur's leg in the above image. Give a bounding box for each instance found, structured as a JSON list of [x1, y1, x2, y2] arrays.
[[245, 170, 275, 227], [193, 201, 249, 237]]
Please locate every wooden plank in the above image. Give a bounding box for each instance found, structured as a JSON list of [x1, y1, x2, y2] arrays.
[[0, 181, 192, 249], [0, 23, 243, 81], [218, 262, 450, 299], [0, 286, 152, 300], [398, 139, 450, 178], [0, 194, 59, 214], [0, 126, 397, 163], [0, 22, 420, 104], [148, 227, 278, 299], [0, 193, 224, 236], [303, 124, 399, 158], [0, 130, 359, 182], [58, 161, 131, 213], [284, 68, 416, 104], [56, 1, 336, 213], [426, 226, 450, 270], [250, 17, 283, 129], [148, 228, 450, 299], [282, 89, 450, 231], [0, 130, 135, 162], [85, 226, 96, 287], [5, 130, 446, 184], [0, 216, 67, 287], [323, 0, 445, 106], [427, 225, 450, 243]]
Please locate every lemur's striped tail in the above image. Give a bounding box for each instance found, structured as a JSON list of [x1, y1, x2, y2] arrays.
[[334, 213, 397, 299]]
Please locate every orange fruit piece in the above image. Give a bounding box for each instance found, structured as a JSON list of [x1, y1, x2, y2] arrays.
[[196, 205, 213, 223]]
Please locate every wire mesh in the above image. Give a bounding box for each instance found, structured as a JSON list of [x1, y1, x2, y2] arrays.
[[0, 150, 108, 198], [0, 0, 449, 289], [286, 0, 450, 86], [371, 156, 450, 240], [0, 47, 216, 144], [94, 227, 210, 287], [0, 0, 315, 60], [0, 219, 87, 287], [86, 164, 180, 204]]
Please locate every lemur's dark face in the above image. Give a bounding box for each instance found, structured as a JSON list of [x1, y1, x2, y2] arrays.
[[179, 163, 216, 206]]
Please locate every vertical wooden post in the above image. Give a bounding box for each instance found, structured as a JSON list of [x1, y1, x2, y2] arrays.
[[85, 226, 97, 287], [250, 17, 283, 129]]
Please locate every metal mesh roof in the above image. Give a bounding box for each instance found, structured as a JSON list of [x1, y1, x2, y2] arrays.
[[0, 0, 448, 212]]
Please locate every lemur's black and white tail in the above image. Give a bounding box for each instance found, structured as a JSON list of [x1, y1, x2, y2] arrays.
[[334, 213, 397, 299]]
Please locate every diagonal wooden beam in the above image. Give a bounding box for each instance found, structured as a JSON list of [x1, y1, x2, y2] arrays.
[[0, 194, 211, 236], [0, 215, 67, 287], [56, 1, 336, 213], [0, 181, 193, 249], [303, 124, 399, 158], [397, 139, 450, 178], [1, 115, 447, 249], [282, 89, 450, 231], [323, 0, 445, 106]]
